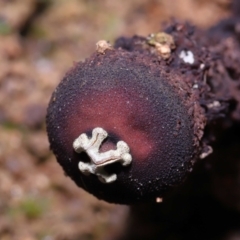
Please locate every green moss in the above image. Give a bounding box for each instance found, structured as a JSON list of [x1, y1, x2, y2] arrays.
[[6, 197, 49, 220], [0, 21, 12, 35], [20, 197, 48, 220]]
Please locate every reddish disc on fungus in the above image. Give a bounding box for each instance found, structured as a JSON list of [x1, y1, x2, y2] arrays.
[[46, 50, 205, 204]]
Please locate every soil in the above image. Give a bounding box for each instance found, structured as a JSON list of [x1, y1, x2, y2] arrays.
[[0, 0, 232, 239]]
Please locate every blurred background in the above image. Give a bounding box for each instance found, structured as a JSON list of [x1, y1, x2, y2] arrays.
[[0, 0, 232, 239]]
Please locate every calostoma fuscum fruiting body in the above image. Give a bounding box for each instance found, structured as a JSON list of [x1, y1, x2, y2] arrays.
[[46, 17, 240, 205]]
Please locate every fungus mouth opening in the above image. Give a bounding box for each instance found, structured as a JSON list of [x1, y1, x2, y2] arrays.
[[72, 127, 133, 184]]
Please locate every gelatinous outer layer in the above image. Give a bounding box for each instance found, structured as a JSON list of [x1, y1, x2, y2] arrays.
[[46, 49, 204, 204]]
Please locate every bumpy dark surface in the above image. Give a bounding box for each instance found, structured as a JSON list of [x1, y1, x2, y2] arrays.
[[206, 17, 240, 121], [47, 23, 209, 204]]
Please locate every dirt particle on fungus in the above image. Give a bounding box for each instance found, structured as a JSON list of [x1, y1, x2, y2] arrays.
[[147, 32, 175, 59], [96, 40, 113, 54]]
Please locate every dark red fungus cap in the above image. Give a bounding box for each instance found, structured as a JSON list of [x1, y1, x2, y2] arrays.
[[46, 45, 205, 204]]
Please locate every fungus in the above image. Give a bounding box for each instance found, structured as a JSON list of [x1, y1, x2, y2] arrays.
[[46, 21, 238, 204]]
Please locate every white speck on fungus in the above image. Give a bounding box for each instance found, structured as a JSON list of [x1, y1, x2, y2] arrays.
[[179, 50, 195, 64]]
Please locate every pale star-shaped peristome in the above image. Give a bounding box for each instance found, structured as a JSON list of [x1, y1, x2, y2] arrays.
[[73, 127, 132, 183]]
